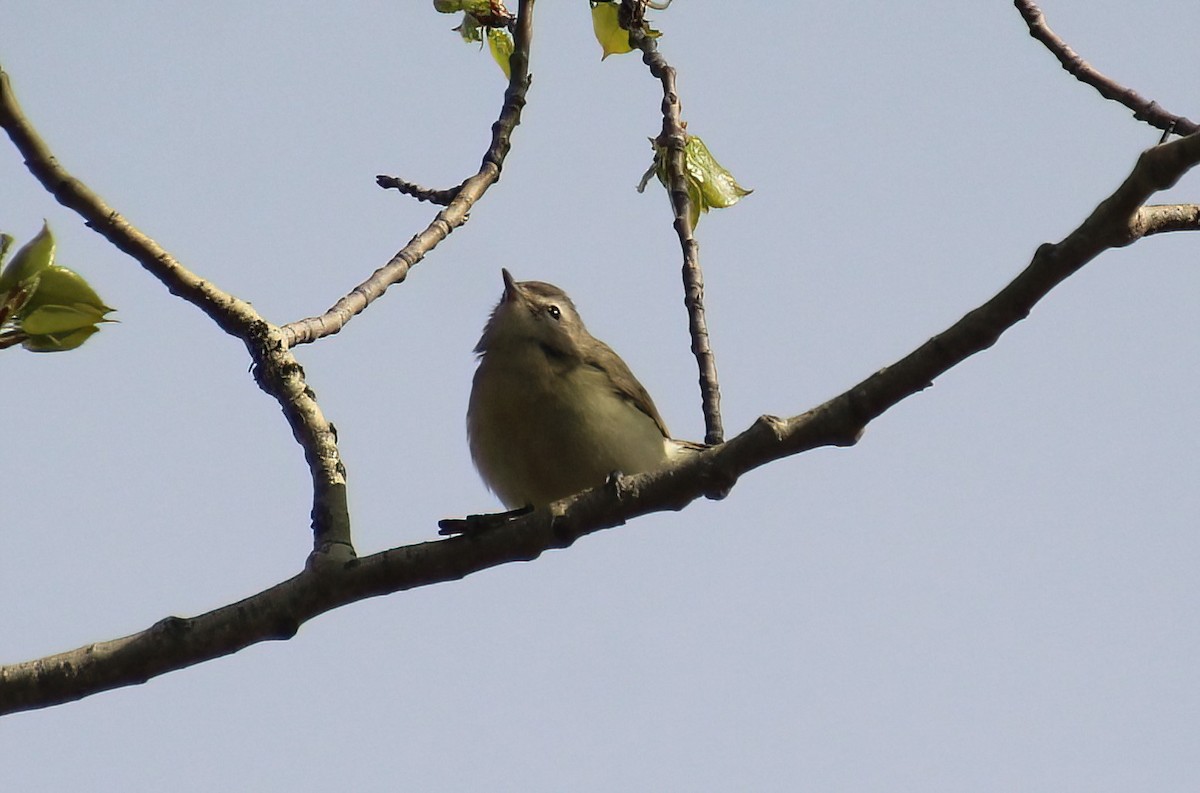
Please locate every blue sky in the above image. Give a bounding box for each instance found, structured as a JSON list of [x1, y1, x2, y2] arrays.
[[4, 3, 1200, 790]]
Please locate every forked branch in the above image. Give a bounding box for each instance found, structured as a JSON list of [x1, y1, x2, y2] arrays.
[[0, 68, 351, 559], [281, 0, 537, 347]]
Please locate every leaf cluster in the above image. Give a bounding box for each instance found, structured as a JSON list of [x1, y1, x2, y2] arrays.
[[0, 223, 115, 352]]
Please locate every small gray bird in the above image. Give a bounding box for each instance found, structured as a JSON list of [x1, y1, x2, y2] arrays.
[[468, 269, 690, 509]]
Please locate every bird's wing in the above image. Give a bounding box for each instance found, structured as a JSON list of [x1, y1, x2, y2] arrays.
[[585, 339, 671, 439]]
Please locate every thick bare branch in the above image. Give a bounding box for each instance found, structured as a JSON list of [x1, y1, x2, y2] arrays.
[[280, 0, 536, 348], [622, 0, 723, 445], [1015, 0, 1199, 135], [0, 68, 351, 558], [7, 129, 1196, 717]]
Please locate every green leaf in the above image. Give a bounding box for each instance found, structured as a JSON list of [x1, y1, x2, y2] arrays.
[[487, 27, 514, 79], [19, 265, 114, 318], [591, 2, 632, 59], [15, 264, 116, 349], [22, 325, 99, 353], [432, 0, 491, 13], [648, 134, 752, 227], [0, 226, 116, 353], [455, 13, 485, 43], [440, 1, 513, 73], [683, 135, 752, 210], [0, 221, 55, 296], [590, 1, 662, 60], [20, 303, 110, 335]]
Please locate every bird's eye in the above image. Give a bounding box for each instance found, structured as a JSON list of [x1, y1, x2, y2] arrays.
[[546, 305, 562, 321]]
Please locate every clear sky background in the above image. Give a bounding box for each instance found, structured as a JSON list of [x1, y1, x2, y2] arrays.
[[4, 2, 1200, 790]]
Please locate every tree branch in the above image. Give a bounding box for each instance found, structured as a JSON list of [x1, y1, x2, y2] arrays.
[[375, 174, 464, 205], [1014, 0, 1199, 135], [622, 0, 723, 445], [280, 0, 537, 348], [7, 127, 1196, 716], [0, 68, 352, 559]]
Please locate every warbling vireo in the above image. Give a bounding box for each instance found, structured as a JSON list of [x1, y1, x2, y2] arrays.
[[468, 269, 691, 509]]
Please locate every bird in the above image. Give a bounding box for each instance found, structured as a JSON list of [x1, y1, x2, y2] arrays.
[[467, 269, 692, 509]]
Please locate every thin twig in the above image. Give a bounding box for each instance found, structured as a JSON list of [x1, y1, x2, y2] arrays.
[[375, 175, 464, 205], [0, 67, 352, 560], [1014, 0, 1199, 136], [281, 0, 537, 348], [621, 0, 724, 445]]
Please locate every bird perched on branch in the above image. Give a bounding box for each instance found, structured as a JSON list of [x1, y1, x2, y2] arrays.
[[467, 269, 694, 509]]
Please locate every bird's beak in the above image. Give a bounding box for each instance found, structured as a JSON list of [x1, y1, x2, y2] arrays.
[[501, 268, 520, 302]]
